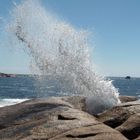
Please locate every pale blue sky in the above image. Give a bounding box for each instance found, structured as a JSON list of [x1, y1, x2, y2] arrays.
[[0, 0, 140, 77]]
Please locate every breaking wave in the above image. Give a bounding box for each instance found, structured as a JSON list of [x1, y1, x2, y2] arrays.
[[8, 0, 120, 113]]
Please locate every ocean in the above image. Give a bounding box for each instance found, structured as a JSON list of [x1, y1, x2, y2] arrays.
[[0, 75, 139, 107]]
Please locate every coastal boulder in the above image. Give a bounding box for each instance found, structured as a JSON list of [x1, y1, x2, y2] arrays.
[[0, 96, 127, 140], [97, 100, 140, 139], [116, 113, 140, 139]]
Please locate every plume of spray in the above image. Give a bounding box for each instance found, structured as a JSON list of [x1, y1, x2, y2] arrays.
[[8, 0, 120, 114]]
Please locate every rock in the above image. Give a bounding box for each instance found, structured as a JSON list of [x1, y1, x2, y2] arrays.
[[119, 95, 138, 103], [49, 123, 127, 140], [0, 96, 127, 140], [97, 100, 140, 139], [135, 135, 140, 140], [125, 76, 131, 79], [116, 113, 140, 139]]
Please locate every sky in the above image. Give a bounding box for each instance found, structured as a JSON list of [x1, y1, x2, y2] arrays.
[[0, 0, 140, 77]]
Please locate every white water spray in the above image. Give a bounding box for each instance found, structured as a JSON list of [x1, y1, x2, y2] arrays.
[[8, 0, 120, 114]]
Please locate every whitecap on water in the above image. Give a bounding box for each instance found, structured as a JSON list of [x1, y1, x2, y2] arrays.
[[0, 98, 28, 108]]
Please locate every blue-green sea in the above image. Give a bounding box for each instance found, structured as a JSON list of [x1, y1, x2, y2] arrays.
[[0, 75, 139, 107]]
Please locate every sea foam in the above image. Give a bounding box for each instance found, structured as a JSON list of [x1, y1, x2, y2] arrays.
[[8, 0, 120, 114], [0, 98, 28, 108]]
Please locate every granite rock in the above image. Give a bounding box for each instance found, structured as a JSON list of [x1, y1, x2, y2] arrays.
[[0, 96, 127, 140], [97, 100, 140, 139]]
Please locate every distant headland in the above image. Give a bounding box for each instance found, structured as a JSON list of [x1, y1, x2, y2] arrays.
[[0, 72, 15, 78]]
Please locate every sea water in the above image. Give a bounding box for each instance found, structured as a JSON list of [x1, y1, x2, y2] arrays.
[[0, 76, 139, 108]]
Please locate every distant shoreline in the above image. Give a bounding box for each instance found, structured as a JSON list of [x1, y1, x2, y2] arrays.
[[0, 72, 140, 79], [0, 72, 15, 78]]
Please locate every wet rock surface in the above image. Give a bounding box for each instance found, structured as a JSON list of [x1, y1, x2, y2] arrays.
[[0, 96, 139, 140]]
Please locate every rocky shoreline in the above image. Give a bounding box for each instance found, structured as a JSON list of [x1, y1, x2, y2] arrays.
[[0, 95, 139, 140], [0, 72, 15, 78]]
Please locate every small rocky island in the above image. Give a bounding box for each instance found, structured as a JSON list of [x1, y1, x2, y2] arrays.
[[0, 95, 139, 140], [0, 72, 15, 77], [125, 76, 131, 79]]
